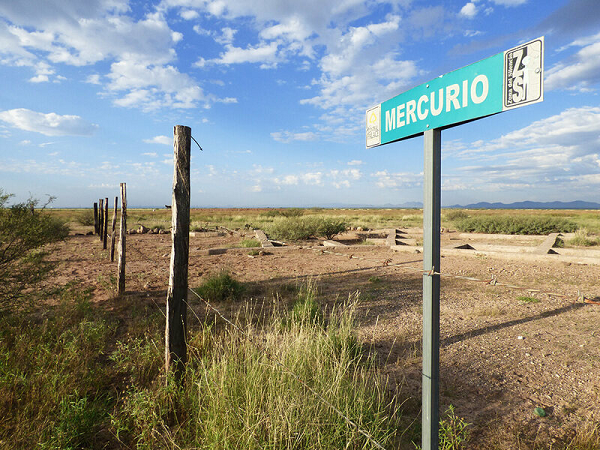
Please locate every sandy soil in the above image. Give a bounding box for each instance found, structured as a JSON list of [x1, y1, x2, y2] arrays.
[[50, 227, 600, 449]]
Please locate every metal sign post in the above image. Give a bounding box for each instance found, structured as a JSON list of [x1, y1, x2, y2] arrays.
[[365, 37, 544, 450], [422, 128, 441, 450]]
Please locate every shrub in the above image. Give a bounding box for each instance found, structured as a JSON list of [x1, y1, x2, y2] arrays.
[[266, 216, 320, 241], [280, 207, 304, 217], [77, 209, 96, 226], [444, 210, 469, 221], [267, 216, 347, 241], [0, 190, 69, 311], [455, 215, 577, 235], [259, 209, 283, 218], [316, 218, 347, 239], [194, 271, 245, 302]]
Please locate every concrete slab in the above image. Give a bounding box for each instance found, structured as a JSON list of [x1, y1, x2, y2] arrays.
[[254, 229, 274, 247], [533, 233, 560, 255], [386, 229, 397, 246]]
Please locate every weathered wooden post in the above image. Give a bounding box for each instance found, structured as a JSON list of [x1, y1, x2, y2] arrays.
[[117, 184, 127, 294], [110, 196, 118, 262], [103, 197, 109, 250], [165, 125, 191, 381], [98, 198, 104, 240], [93, 202, 99, 234]]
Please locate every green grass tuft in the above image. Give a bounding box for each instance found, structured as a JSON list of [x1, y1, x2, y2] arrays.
[[517, 296, 540, 304], [194, 271, 245, 302], [568, 229, 600, 247], [240, 238, 261, 247]]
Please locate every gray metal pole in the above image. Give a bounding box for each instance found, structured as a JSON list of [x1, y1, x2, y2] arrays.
[[422, 128, 441, 450]]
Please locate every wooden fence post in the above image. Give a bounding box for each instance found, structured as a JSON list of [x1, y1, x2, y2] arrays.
[[165, 125, 191, 381], [110, 196, 118, 262], [99, 198, 104, 240], [93, 202, 99, 234], [117, 184, 127, 294], [103, 198, 109, 249]]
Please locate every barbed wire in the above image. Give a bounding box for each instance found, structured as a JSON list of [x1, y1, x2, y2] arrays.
[[105, 232, 596, 450], [122, 240, 389, 450]]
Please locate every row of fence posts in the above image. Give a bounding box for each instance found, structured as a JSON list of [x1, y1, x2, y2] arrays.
[[92, 183, 127, 295]]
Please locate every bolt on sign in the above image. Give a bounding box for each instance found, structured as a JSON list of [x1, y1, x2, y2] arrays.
[[366, 37, 544, 148]]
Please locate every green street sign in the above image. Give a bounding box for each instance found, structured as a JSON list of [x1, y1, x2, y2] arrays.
[[366, 37, 544, 148]]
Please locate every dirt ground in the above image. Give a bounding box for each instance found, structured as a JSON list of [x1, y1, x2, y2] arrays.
[[50, 226, 600, 449]]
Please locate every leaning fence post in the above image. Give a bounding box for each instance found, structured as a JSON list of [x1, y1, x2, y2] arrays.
[[110, 196, 118, 262], [93, 202, 99, 234], [117, 184, 127, 294], [103, 197, 109, 250], [165, 125, 191, 382], [99, 198, 104, 240]]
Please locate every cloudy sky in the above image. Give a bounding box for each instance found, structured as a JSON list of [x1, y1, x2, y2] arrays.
[[1, 0, 599, 207]]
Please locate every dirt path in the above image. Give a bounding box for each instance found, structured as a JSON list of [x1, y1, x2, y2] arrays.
[[50, 230, 600, 449]]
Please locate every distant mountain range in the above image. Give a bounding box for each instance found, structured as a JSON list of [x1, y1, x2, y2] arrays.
[[446, 200, 600, 210], [318, 200, 600, 209]]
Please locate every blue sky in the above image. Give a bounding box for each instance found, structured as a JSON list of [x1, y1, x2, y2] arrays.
[[1, 0, 599, 207]]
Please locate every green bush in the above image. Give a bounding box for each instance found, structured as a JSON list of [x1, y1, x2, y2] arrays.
[[76, 209, 96, 226], [266, 216, 347, 241], [316, 218, 347, 239], [455, 215, 577, 235], [0, 190, 69, 311], [280, 207, 304, 217], [266, 216, 319, 241], [194, 271, 245, 302], [444, 210, 469, 221]]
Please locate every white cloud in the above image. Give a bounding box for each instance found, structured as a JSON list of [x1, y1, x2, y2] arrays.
[[142, 152, 158, 157], [19, 139, 31, 145], [347, 160, 363, 166], [372, 170, 422, 189], [203, 41, 280, 67], [270, 130, 318, 143], [86, 74, 102, 84], [0, 3, 230, 112], [490, 0, 527, 5], [0, 108, 98, 136], [546, 33, 600, 92], [143, 135, 171, 145], [215, 27, 237, 45], [274, 174, 299, 185], [301, 172, 323, 185], [332, 180, 350, 189], [251, 164, 274, 174], [107, 61, 207, 110], [444, 106, 600, 195], [180, 9, 199, 20], [459, 2, 477, 18]]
